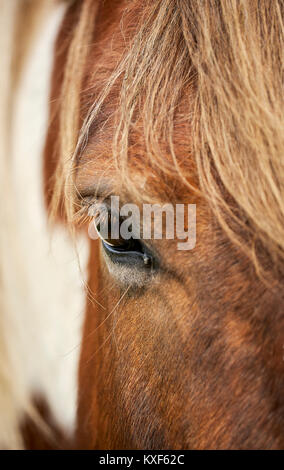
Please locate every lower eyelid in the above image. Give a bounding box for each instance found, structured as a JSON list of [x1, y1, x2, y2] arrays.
[[101, 242, 157, 288], [102, 241, 153, 268], [102, 241, 154, 274], [103, 254, 155, 288]]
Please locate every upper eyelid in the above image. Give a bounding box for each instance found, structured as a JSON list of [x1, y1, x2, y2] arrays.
[[77, 194, 111, 215], [73, 195, 105, 223], [76, 196, 125, 231], [77, 195, 159, 266], [76, 177, 115, 200]]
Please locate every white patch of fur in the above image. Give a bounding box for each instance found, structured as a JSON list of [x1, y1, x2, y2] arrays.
[[9, 3, 89, 436], [0, 0, 28, 449]]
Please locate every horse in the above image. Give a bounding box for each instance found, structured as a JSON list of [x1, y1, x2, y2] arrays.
[[0, 0, 283, 449]]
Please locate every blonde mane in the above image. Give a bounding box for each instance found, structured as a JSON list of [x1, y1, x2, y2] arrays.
[[54, 0, 284, 280]]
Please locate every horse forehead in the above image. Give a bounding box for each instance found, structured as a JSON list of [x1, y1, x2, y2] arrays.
[[83, 0, 140, 87], [74, 0, 195, 202]]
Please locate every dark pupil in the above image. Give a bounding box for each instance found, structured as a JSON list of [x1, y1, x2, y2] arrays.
[[95, 212, 136, 250]]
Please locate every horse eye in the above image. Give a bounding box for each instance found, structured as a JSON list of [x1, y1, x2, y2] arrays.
[[93, 208, 153, 268]]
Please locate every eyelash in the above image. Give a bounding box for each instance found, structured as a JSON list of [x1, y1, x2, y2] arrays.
[[77, 197, 154, 269]]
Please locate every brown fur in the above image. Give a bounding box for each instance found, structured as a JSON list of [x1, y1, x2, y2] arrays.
[[44, 0, 284, 449]]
